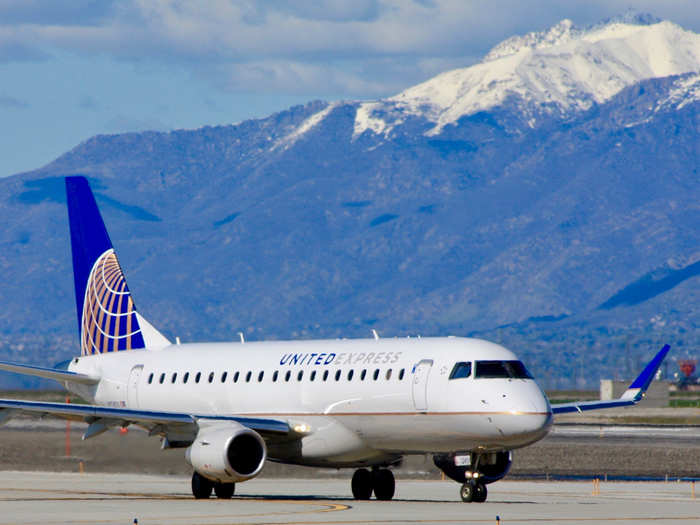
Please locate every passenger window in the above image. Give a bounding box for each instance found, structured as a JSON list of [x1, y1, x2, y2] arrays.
[[449, 362, 472, 380], [323, 370, 329, 381], [233, 371, 239, 383], [221, 372, 227, 383], [347, 369, 354, 380], [208, 372, 214, 383], [386, 369, 392, 380], [246, 371, 252, 382], [373, 369, 379, 380], [195, 372, 201, 383], [273, 371, 279, 382], [171, 373, 177, 383], [258, 371, 264, 382], [297, 370, 304, 381], [159, 373, 165, 384], [399, 368, 405, 380], [148, 373, 154, 384], [310, 370, 316, 381], [183, 372, 189, 384], [335, 369, 341, 381], [360, 369, 367, 380], [285, 370, 291, 382]]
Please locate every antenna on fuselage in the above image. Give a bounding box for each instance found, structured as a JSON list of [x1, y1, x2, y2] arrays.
[[371, 329, 379, 340], [238, 332, 245, 343], [175, 336, 181, 345]]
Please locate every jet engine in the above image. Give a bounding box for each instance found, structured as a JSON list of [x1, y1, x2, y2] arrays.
[[433, 451, 512, 484], [185, 422, 266, 483]]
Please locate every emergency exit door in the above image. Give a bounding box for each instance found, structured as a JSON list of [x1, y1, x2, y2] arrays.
[[412, 359, 433, 412], [127, 365, 143, 409]]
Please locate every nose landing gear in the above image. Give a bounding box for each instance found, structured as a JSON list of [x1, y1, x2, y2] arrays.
[[351, 468, 395, 500], [460, 481, 487, 502]]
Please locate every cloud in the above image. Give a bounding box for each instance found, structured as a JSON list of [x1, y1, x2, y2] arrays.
[[0, 28, 50, 62], [0, 0, 698, 97], [0, 0, 117, 26], [0, 94, 29, 108]]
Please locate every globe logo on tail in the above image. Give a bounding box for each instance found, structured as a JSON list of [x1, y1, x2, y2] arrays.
[[81, 249, 145, 355]]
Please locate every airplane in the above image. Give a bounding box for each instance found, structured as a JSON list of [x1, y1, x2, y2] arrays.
[[0, 176, 670, 503]]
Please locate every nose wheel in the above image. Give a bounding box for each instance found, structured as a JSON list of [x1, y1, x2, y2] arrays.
[[460, 481, 487, 502], [351, 468, 395, 500]]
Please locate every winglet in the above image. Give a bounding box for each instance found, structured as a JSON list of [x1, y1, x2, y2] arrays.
[[620, 344, 671, 401], [551, 344, 671, 414]]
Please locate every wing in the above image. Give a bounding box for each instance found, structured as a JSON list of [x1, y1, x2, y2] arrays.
[[550, 344, 670, 414], [0, 398, 289, 443]]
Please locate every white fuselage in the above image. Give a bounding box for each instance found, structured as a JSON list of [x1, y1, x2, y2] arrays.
[[67, 337, 552, 467]]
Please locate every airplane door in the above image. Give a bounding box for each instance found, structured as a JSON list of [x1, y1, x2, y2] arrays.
[[412, 359, 433, 412], [127, 365, 143, 409]]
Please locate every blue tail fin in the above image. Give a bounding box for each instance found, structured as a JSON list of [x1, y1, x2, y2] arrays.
[[66, 176, 147, 355]]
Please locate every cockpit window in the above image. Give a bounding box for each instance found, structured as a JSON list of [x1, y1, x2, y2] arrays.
[[475, 360, 533, 379], [449, 362, 472, 380]]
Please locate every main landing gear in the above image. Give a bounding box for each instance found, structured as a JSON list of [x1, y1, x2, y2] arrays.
[[351, 468, 395, 500], [460, 481, 487, 503], [191, 471, 235, 499]]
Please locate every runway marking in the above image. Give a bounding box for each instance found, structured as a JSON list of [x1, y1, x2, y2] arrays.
[[0, 487, 351, 524], [5, 518, 698, 525]]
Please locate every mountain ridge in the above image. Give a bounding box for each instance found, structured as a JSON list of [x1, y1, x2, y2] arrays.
[[0, 17, 697, 389], [354, 18, 700, 136]]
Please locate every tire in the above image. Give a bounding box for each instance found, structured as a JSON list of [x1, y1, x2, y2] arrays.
[[214, 482, 235, 499], [473, 483, 487, 502], [351, 468, 373, 500], [460, 482, 475, 503], [192, 471, 213, 499], [372, 469, 395, 501]]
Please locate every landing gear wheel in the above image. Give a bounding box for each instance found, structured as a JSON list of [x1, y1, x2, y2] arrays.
[[351, 468, 373, 500], [214, 482, 235, 499], [192, 471, 213, 499], [372, 469, 395, 501], [460, 482, 475, 502], [473, 483, 487, 502]]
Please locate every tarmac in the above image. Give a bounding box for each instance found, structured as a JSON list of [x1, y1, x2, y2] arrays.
[[1, 472, 699, 525]]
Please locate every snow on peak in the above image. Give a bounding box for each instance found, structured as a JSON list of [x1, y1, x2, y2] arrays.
[[484, 19, 579, 62], [354, 18, 700, 137], [660, 72, 700, 110], [273, 102, 337, 151]]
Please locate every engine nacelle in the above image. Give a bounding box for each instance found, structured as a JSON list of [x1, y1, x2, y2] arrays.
[[185, 422, 266, 483], [434, 451, 512, 485]]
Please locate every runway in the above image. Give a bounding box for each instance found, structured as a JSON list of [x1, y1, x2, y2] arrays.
[[1, 472, 699, 524]]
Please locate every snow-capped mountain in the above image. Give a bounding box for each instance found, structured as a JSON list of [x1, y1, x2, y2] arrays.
[[354, 17, 700, 136], [0, 16, 698, 389]]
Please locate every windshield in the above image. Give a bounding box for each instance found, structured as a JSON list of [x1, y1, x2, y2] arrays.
[[448, 362, 472, 380], [474, 360, 533, 379]]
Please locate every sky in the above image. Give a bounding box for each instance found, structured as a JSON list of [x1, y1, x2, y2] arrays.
[[1, 0, 699, 178]]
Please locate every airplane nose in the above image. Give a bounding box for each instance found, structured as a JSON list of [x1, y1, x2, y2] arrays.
[[506, 383, 552, 445], [528, 389, 553, 437]]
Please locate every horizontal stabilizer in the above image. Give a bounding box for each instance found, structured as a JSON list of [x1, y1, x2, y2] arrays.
[[0, 398, 290, 437], [551, 344, 671, 414], [0, 361, 99, 385]]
